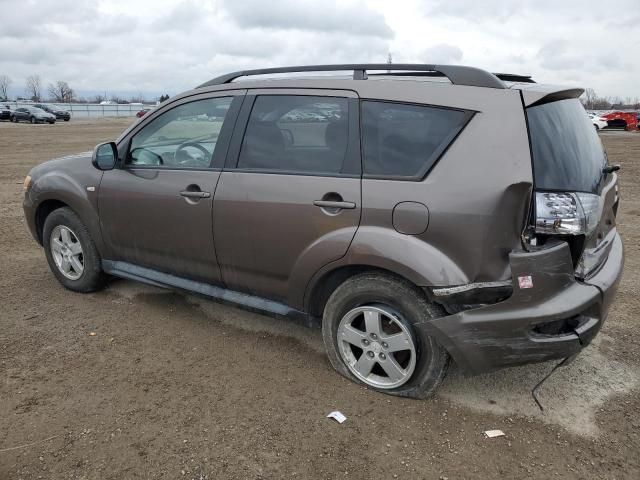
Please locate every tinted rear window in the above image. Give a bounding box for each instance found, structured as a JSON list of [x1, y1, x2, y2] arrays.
[[238, 95, 349, 175], [527, 99, 606, 194], [361, 101, 468, 179]]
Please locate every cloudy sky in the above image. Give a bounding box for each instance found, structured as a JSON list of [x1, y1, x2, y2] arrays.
[[1, 0, 638, 100]]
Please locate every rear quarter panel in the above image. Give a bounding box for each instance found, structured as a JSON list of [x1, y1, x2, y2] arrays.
[[302, 82, 533, 308]]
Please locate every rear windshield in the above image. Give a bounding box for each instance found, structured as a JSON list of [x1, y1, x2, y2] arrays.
[[526, 99, 606, 194]]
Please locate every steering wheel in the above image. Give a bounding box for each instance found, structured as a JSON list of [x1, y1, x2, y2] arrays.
[[129, 147, 164, 165], [175, 141, 210, 163]]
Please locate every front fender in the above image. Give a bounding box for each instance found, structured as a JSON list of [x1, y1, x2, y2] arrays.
[[25, 170, 105, 254]]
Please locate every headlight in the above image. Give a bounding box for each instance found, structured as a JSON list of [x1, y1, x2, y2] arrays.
[[23, 175, 32, 191], [535, 191, 602, 235]]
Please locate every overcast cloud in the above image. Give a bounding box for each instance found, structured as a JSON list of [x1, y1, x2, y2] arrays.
[[0, 0, 638, 100]]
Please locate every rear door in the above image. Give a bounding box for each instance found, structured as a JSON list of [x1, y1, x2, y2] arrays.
[[98, 91, 244, 283], [212, 89, 361, 303]]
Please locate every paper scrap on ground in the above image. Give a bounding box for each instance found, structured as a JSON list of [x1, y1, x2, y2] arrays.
[[327, 411, 347, 424], [483, 429, 505, 438]]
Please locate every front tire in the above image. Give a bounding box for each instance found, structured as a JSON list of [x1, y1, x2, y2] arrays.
[[30, 116, 36, 124], [42, 207, 106, 292], [322, 273, 450, 399]]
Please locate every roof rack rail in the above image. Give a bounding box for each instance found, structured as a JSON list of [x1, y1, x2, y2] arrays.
[[368, 71, 535, 84], [197, 64, 507, 89]]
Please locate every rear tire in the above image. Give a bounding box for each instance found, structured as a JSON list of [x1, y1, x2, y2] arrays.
[[322, 273, 450, 399], [30, 116, 36, 124], [42, 207, 106, 292]]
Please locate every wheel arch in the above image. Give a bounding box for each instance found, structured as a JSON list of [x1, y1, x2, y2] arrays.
[[35, 199, 69, 245], [31, 188, 105, 256], [300, 229, 469, 316], [304, 264, 432, 319]]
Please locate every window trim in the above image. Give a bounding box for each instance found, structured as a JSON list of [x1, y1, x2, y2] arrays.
[[118, 91, 245, 172], [224, 92, 361, 178], [359, 98, 475, 182]]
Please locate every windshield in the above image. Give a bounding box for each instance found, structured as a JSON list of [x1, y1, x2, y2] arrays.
[[527, 99, 606, 194]]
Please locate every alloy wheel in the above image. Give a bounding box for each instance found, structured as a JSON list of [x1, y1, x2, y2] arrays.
[[337, 305, 417, 389], [50, 225, 84, 280]]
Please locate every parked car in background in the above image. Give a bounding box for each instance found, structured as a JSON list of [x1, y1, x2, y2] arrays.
[[600, 111, 638, 130], [11, 106, 56, 124], [136, 108, 151, 118], [22, 64, 624, 399], [588, 112, 608, 130], [0, 103, 12, 121], [33, 104, 71, 121]]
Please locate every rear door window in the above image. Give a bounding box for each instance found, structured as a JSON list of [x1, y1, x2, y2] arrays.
[[237, 95, 350, 175], [526, 99, 606, 194], [361, 101, 469, 179]]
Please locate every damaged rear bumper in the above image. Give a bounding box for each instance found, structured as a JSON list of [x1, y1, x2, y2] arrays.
[[415, 233, 624, 374]]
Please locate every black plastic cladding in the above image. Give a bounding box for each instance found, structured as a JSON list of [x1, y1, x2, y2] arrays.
[[197, 64, 508, 89]]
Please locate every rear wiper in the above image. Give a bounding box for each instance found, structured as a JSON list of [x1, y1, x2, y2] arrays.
[[602, 164, 621, 174]]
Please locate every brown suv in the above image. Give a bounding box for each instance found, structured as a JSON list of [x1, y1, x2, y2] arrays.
[[23, 64, 624, 398]]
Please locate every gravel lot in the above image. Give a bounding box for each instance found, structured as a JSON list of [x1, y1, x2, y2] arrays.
[[1, 119, 638, 479]]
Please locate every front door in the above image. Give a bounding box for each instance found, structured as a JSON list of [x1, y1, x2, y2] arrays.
[[98, 93, 243, 283], [213, 91, 362, 303]]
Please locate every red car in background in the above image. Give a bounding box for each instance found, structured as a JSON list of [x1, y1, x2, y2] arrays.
[[136, 108, 151, 118], [600, 111, 638, 130]]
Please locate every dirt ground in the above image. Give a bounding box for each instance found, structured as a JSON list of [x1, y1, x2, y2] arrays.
[[1, 119, 639, 479]]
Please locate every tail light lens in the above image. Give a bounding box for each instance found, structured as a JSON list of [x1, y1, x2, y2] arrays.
[[535, 192, 602, 235]]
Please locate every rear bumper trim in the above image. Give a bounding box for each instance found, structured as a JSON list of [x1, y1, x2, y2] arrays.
[[431, 281, 512, 297]]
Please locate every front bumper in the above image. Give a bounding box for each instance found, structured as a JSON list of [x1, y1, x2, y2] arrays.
[[416, 234, 624, 374]]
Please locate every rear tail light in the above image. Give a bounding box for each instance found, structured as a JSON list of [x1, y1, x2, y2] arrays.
[[535, 192, 602, 235]]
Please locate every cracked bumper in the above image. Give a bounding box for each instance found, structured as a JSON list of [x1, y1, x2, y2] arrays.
[[416, 233, 624, 374]]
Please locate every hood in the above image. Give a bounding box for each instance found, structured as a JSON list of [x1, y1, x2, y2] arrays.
[[30, 151, 92, 176]]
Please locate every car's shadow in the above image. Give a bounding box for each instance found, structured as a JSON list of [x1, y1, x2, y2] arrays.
[[106, 278, 639, 436]]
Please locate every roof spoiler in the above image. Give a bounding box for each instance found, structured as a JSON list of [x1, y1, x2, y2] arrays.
[[197, 64, 508, 90], [520, 85, 585, 107]]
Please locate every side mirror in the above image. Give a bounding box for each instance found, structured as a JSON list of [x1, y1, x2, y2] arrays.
[[92, 142, 118, 170]]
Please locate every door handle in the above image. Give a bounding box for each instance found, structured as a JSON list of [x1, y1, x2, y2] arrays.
[[313, 200, 356, 209], [180, 190, 211, 198]]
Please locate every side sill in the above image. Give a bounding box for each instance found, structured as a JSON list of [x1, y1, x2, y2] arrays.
[[102, 260, 316, 327]]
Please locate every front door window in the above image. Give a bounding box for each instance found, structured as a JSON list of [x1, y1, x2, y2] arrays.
[[128, 97, 233, 169]]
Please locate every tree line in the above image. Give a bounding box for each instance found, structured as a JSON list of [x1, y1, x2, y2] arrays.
[[581, 88, 639, 110], [0, 74, 169, 104], [2, 72, 635, 110]]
